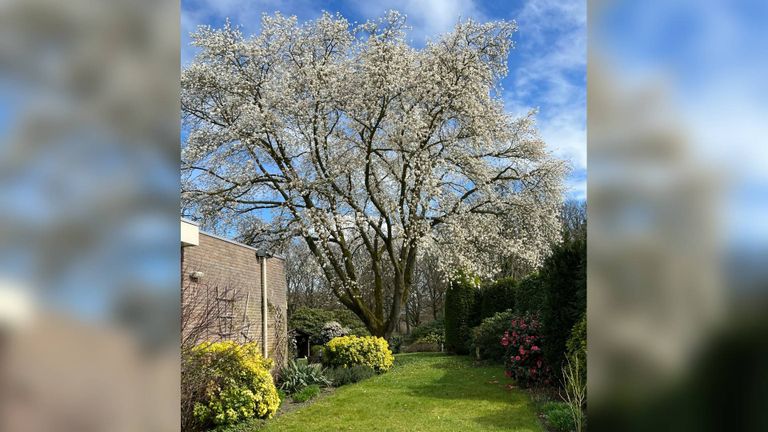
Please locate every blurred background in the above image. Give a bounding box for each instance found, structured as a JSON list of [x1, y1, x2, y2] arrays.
[[589, 0, 768, 430], [0, 0, 180, 430]]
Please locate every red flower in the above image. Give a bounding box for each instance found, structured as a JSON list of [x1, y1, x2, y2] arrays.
[[531, 345, 540, 352], [519, 346, 526, 355], [514, 355, 521, 361], [501, 337, 509, 347]]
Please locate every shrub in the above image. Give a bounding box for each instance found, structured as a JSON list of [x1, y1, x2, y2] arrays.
[[444, 275, 481, 354], [325, 365, 376, 386], [566, 313, 587, 376], [471, 309, 516, 362], [323, 335, 394, 372], [309, 345, 325, 363], [319, 321, 350, 344], [513, 273, 546, 315], [291, 384, 321, 403], [403, 330, 445, 352], [406, 319, 444, 345], [289, 307, 369, 345], [502, 313, 553, 388], [479, 278, 516, 320], [560, 353, 587, 432], [540, 237, 586, 375], [278, 360, 331, 394], [542, 401, 576, 432], [388, 335, 404, 354], [182, 341, 280, 430]]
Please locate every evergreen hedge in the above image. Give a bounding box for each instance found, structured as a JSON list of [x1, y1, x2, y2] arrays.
[[444, 274, 481, 354]]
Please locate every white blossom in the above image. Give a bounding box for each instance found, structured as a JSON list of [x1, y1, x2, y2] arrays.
[[181, 12, 566, 335]]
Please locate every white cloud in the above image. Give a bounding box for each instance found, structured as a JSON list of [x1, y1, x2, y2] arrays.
[[508, 0, 587, 197], [351, 0, 484, 44]]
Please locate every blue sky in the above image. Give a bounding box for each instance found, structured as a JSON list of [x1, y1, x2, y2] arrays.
[[181, 0, 587, 201]]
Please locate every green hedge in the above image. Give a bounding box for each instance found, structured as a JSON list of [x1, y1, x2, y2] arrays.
[[479, 277, 516, 320], [444, 275, 481, 354], [513, 273, 546, 315], [541, 237, 586, 374]]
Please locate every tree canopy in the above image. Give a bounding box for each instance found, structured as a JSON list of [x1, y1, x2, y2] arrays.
[[181, 12, 565, 336]]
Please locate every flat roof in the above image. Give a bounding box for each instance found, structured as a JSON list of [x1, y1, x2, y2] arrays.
[[184, 220, 285, 260]]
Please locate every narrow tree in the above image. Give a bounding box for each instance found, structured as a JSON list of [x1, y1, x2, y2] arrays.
[[181, 12, 565, 337]]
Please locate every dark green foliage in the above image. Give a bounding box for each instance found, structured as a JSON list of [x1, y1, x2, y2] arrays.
[[278, 360, 331, 394], [406, 319, 444, 344], [540, 236, 587, 376], [471, 309, 515, 362], [309, 345, 324, 363], [566, 313, 587, 376], [289, 307, 370, 345], [388, 335, 403, 354], [444, 275, 481, 354], [513, 273, 546, 315], [292, 384, 321, 403], [479, 278, 516, 320], [542, 401, 576, 432], [325, 365, 376, 387]]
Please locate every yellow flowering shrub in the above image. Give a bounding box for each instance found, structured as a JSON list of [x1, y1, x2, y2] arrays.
[[324, 336, 394, 372], [183, 341, 280, 429]]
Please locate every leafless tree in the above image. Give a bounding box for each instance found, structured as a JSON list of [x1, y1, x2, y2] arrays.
[[284, 241, 340, 314]]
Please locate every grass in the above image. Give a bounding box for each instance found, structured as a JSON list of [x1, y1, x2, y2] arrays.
[[291, 384, 321, 403], [255, 352, 544, 432]]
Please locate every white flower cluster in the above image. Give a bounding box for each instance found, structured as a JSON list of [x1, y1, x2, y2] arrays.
[[181, 11, 566, 287]]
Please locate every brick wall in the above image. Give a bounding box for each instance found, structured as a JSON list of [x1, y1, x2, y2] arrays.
[[181, 232, 288, 366]]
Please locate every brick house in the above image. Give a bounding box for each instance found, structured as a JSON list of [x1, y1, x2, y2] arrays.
[[180, 219, 288, 366]]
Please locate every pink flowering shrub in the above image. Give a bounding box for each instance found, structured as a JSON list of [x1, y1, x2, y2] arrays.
[[502, 313, 552, 388]]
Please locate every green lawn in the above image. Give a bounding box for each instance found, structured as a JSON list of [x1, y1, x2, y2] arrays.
[[259, 352, 543, 432]]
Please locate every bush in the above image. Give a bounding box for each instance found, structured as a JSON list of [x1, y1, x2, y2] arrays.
[[479, 278, 516, 320], [388, 335, 403, 354], [502, 313, 553, 388], [291, 384, 321, 403], [289, 307, 369, 345], [323, 335, 394, 372], [309, 345, 325, 363], [513, 273, 546, 315], [542, 401, 576, 432], [540, 237, 586, 375], [566, 313, 587, 376], [444, 275, 481, 354], [319, 321, 350, 344], [472, 309, 516, 362], [325, 365, 376, 386], [182, 341, 280, 430], [278, 360, 331, 394], [406, 319, 444, 345]]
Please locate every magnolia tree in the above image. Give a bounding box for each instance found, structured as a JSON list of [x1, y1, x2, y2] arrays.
[[181, 12, 566, 337]]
